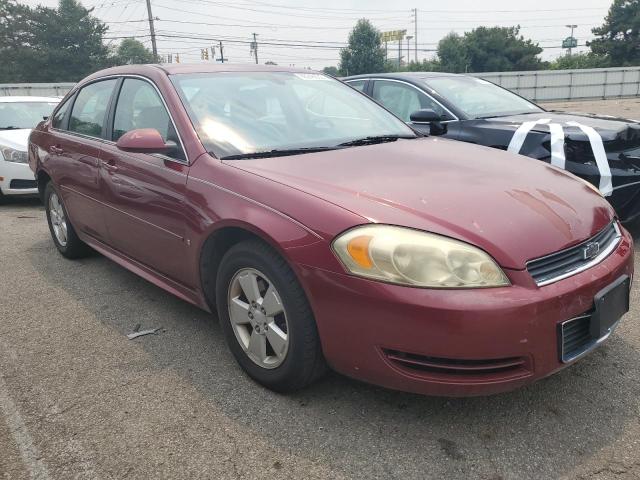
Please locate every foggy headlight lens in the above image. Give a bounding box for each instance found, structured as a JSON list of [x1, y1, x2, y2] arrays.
[[332, 225, 510, 288], [1, 146, 28, 163]]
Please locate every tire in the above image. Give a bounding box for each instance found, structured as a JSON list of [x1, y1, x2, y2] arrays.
[[44, 182, 91, 259], [215, 239, 326, 392]]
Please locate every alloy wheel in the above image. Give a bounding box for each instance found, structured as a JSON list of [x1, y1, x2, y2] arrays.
[[227, 268, 289, 369], [49, 192, 68, 247]]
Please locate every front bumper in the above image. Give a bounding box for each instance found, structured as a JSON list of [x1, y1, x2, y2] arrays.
[[298, 228, 634, 397], [0, 159, 38, 196]]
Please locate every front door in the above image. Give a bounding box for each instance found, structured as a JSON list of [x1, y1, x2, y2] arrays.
[[370, 79, 455, 136], [100, 77, 191, 286]]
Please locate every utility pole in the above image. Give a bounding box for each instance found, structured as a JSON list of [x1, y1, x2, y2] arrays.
[[566, 24, 577, 56], [406, 36, 413, 66], [398, 38, 401, 68], [145, 0, 158, 58], [252, 33, 259, 64], [219, 41, 225, 63], [411, 8, 418, 62]]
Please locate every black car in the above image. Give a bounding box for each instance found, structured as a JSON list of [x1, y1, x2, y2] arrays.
[[343, 72, 640, 223]]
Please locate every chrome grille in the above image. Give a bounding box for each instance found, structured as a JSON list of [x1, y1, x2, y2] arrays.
[[527, 221, 621, 286]]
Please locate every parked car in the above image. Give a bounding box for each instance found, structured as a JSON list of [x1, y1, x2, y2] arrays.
[[30, 65, 633, 396], [0, 96, 59, 201], [343, 72, 640, 223]]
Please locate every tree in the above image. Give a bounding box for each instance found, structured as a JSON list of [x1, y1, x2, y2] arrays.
[[404, 59, 440, 72], [549, 52, 610, 70], [0, 0, 111, 82], [462, 26, 543, 72], [322, 66, 339, 76], [265, 60, 277, 65], [437, 33, 467, 73], [113, 38, 157, 65], [338, 19, 386, 76], [589, 0, 640, 66]]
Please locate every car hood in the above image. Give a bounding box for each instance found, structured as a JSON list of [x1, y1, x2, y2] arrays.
[[0, 129, 31, 150], [479, 111, 640, 145], [224, 138, 614, 270]]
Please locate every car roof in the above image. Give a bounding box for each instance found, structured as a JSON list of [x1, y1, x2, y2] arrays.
[[0, 96, 60, 103], [344, 72, 463, 81], [87, 63, 318, 79]]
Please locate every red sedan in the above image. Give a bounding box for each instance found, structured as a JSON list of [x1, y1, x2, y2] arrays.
[[29, 64, 633, 396]]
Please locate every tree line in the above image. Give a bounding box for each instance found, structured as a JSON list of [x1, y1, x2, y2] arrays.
[[0, 0, 156, 82], [331, 0, 640, 77], [1, 0, 638, 83]]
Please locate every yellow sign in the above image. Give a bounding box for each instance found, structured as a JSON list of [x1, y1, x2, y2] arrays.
[[381, 30, 407, 42]]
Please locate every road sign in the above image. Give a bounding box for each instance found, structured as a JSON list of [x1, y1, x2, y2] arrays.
[[381, 30, 407, 42], [562, 36, 578, 49]]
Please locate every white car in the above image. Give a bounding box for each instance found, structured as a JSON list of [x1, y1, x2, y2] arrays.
[[0, 96, 59, 200]]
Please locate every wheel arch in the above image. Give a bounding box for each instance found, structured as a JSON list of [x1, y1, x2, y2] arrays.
[[197, 218, 323, 312], [36, 169, 52, 202]]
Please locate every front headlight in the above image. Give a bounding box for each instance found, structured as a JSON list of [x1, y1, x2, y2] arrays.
[[1, 146, 28, 164], [332, 225, 510, 288]]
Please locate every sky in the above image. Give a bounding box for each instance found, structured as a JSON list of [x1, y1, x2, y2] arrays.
[[22, 0, 615, 69]]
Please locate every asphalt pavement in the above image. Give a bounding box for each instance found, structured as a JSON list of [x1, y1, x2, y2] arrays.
[[2, 99, 640, 480]]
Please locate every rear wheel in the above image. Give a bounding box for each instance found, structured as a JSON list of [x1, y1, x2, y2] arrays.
[[44, 182, 91, 259], [216, 239, 326, 392]]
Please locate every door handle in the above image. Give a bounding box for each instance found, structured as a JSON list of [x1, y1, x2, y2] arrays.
[[49, 145, 63, 155], [102, 160, 118, 174]]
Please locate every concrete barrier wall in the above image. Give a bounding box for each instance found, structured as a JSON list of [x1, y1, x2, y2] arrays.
[[473, 67, 640, 102], [4, 66, 640, 103], [0, 83, 75, 98]]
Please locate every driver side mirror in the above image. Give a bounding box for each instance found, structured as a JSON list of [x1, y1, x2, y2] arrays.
[[409, 109, 442, 123], [409, 109, 448, 136], [116, 128, 177, 155]]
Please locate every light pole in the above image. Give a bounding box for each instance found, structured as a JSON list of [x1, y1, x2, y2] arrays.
[[406, 36, 413, 66], [566, 24, 577, 56]]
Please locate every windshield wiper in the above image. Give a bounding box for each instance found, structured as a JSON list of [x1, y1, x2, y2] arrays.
[[220, 146, 336, 160], [337, 135, 413, 147], [0, 126, 23, 130]]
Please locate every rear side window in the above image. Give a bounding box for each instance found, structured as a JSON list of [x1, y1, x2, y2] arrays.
[[69, 79, 117, 138], [112, 78, 184, 160], [51, 98, 71, 129]]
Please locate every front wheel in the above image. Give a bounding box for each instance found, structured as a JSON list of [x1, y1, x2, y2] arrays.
[[44, 182, 91, 259], [215, 239, 326, 392]]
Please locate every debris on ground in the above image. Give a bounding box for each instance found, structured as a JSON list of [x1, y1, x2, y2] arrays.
[[127, 327, 161, 340]]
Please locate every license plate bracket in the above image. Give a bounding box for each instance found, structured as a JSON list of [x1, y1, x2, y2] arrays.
[[591, 275, 630, 339]]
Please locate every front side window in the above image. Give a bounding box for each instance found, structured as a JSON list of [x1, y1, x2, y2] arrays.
[[170, 72, 415, 159], [69, 79, 117, 138], [372, 80, 450, 122], [425, 76, 542, 119], [346, 80, 366, 92], [0, 101, 58, 130], [112, 78, 184, 160]]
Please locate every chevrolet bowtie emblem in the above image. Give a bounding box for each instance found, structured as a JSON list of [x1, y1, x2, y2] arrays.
[[583, 241, 600, 260]]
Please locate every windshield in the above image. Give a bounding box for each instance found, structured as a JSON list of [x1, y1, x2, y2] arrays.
[[0, 101, 59, 130], [425, 76, 543, 119], [171, 72, 416, 158]]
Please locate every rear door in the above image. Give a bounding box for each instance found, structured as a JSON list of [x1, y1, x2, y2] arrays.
[[99, 77, 191, 286], [50, 79, 118, 242]]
